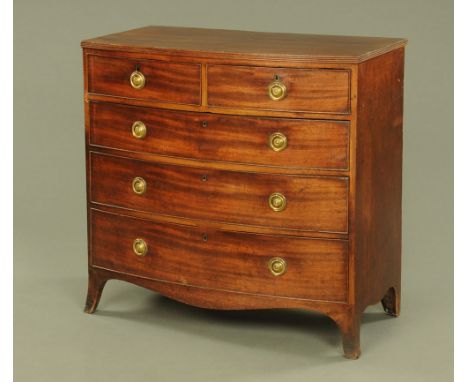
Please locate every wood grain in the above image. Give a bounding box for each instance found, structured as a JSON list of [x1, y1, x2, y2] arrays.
[[86, 266, 353, 312], [89, 101, 350, 170], [207, 65, 350, 114], [90, 202, 349, 240], [87, 54, 201, 105], [81, 26, 407, 63], [353, 48, 404, 313], [90, 209, 348, 302], [89, 152, 349, 233]]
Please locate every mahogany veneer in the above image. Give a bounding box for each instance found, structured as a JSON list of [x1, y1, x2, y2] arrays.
[[90, 152, 349, 233], [89, 102, 350, 170], [82, 26, 406, 359], [207, 65, 350, 113], [91, 209, 348, 302], [88, 55, 201, 105]]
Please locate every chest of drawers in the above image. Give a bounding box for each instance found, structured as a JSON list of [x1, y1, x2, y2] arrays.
[[82, 26, 406, 359]]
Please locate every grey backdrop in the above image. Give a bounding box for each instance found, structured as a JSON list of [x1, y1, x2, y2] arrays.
[[14, 0, 453, 381]]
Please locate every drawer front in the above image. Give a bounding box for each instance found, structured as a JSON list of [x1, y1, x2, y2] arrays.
[[207, 65, 350, 114], [87, 55, 201, 105], [90, 153, 348, 233], [90, 102, 350, 170], [91, 209, 348, 302]]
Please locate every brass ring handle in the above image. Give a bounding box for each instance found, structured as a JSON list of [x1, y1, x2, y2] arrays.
[[133, 238, 148, 256], [268, 78, 287, 101], [268, 132, 288, 152], [268, 257, 287, 276], [132, 121, 147, 139], [130, 70, 146, 89], [132, 177, 147, 195], [268, 192, 287, 212]]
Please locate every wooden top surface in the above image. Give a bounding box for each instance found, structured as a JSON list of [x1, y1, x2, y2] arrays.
[[81, 26, 407, 63]]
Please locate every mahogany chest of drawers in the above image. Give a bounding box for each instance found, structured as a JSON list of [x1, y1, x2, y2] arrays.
[[82, 26, 406, 359]]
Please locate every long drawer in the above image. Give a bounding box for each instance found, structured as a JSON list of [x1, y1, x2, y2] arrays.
[[90, 152, 349, 234], [90, 209, 348, 302], [89, 102, 350, 170]]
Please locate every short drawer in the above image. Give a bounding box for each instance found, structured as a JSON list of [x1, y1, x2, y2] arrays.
[[90, 102, 350, 170], [87, 55, 201, 105], [90, 153, 349, 233], [91, 209, 348, 302], [207, 65, 350, 114]]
